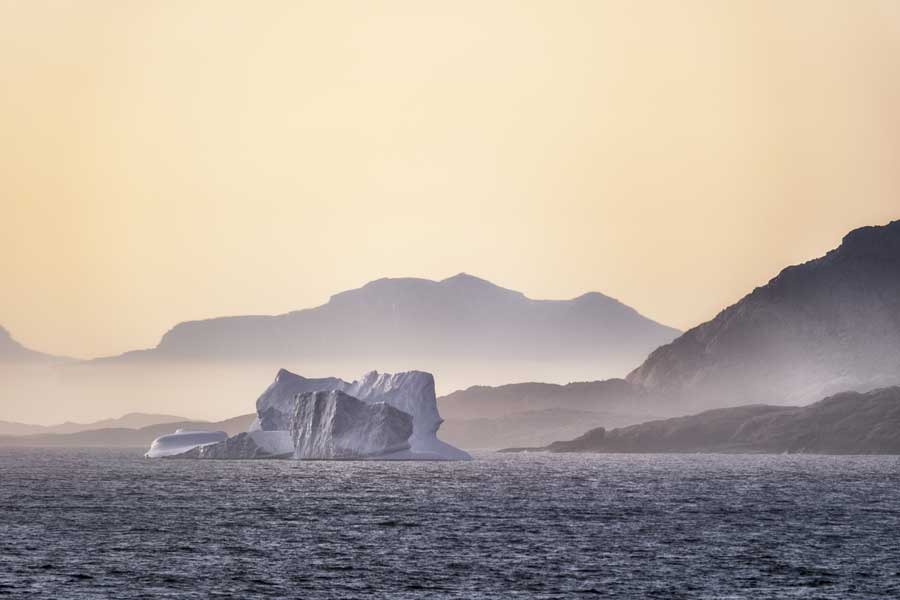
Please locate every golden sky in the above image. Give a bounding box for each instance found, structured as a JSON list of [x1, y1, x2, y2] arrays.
[[2, 0, 899, 359]]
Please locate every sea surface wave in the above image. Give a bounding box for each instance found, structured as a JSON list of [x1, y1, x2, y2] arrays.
[[1, 448, 899, 598]]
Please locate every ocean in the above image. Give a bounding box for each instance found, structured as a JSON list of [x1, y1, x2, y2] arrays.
[[1, 448, 898, 598]]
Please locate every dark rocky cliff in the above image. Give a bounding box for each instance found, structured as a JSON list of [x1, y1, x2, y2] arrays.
[[627, 220, 900, 409], [536, 387, 900, 455]]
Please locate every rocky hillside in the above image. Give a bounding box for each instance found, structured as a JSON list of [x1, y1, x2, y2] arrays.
[[439, 378, 642, 420], [532, 387, 900, 455], [440, 408, 647, 450], [628, 220, 900, 410], [437, 378, 654, 448]]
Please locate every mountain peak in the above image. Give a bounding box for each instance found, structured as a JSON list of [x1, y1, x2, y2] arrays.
[[440, 272, 492, 286], [573, 291, 617, 305], [438, 273, 525, 300], [833, 219, 900, 262]]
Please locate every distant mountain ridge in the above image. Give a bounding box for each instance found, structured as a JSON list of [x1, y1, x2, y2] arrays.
[[435, 379, 657, 448], [0, 413, 192, 437], [627, 220, 900, 410], [439, 379, 642, 420], [0, 414, 255, 447], [524, 387, 900, 455], [0, 326, 68, 363], [1, 274, 678, 424], [100, 273, 679, 366]]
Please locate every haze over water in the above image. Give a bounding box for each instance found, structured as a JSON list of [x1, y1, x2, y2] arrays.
[[3, 3, 900, 598]]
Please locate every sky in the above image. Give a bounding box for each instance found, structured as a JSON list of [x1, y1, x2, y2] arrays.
[[2, 0, 899, 360]]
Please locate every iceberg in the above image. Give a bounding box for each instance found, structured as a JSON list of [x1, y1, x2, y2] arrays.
[[148, 369, 471, 460], [252, 370, 345, 431], [144, 429, 228, 458], [174, 431, 293, 459], [291, 390, 413, 459]]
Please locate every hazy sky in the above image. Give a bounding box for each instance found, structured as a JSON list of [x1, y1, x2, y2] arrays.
[[2, 0, 899, 359]]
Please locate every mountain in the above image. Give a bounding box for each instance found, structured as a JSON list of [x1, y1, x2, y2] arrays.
[[0, 414, 255, 447], [101, 273, 679, 372], [521, 387, 900, 455], [0, 421, 47, 436], [2, 274, 678, 423], [439, 408, 646, 450], [439, 379, 644, 420], [0, 413, 191, 437], [436, 379, 655, 448], [627, 220, 900, 411], [47, 413, 191, 434], [0, 326, 68, 363]]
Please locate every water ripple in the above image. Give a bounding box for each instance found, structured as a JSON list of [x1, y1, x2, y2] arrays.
[[1, 449, 899, 598]]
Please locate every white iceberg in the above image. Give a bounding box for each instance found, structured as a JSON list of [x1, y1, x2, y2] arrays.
[[148, 369, 471, 461], [173, 430, 293, 459], [291, 390, 413, 459], [252, 370, 346, 432], [256, 369, 471, 460], [144, 429, 228, 458]]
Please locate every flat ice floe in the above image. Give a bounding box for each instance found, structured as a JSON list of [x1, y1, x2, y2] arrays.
[[144, 429, 228, 458]]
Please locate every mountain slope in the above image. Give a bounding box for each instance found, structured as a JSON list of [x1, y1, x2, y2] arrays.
[[532, 387, 900, 455], [0, 326, 68, 363], [102, 273, 679, 367], [0, 414, 256, 447], [627, 220, 900, 410], [0, 421, 47, 436], [0, 413, 190, 437], [439, 379, 643, 420], [436, 378, 656, 449], [440, 409, 647, 450], [46, 413, 191, 435]]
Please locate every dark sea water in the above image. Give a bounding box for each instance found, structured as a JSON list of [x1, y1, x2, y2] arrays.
[[1, 448, 899, 599]]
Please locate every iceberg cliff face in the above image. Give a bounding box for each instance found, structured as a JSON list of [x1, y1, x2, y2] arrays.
[[252, 369, 345, 431], [343, 371, 440, 445], [342, 371, 470, 459], [149, 368, 470, 460], [291, 390, 413, 459]]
